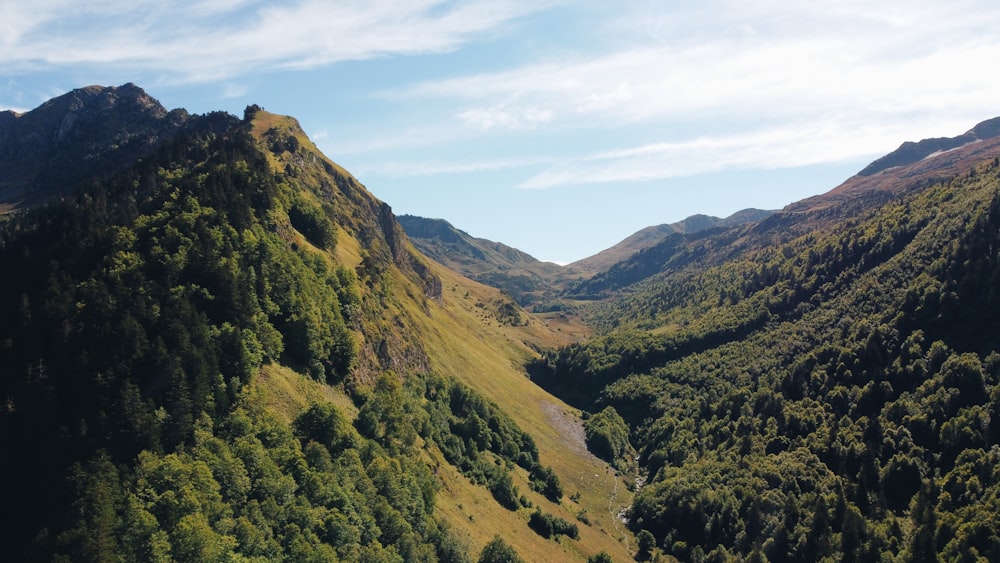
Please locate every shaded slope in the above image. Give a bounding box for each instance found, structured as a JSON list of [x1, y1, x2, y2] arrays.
[[398, 214, 565, 307], [0, 84, 189, 210]]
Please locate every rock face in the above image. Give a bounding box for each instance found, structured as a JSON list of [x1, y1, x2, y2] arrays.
[[0, 83, 189, 207]]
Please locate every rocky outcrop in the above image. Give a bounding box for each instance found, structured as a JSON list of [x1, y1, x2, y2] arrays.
[[0, 83, 188, 207]]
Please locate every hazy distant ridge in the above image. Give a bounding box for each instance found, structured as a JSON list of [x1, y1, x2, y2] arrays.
[[569, 208, 775, 274]]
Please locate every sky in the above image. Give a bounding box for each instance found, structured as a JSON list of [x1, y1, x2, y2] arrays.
[[3, 1, 1000, 263]]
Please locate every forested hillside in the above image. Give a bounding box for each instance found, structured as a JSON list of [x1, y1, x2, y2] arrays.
[[8, 84, 1000, 562], [0, 88, 625, 562], [530, 155, 1000, 560]]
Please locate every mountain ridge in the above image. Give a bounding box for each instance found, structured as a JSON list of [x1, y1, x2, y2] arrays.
[[568, 208, 776, 275], [399, 208, 777, 309], [858, 116, 1000, 176], [402, 117, 1000, 304], [6, 84, 1000, 561], [0, 84, 630, 562], [397, 214, 566, 306], [789, 115, 1000, 213]]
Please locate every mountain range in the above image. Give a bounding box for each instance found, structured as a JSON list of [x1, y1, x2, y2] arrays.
[[2, 84, 1000, 561]]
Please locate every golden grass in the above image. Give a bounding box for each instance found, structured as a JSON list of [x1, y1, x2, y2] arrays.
[[247, 111, 633, 560], [251, 260, 634, 560], [250, 363, 356, 425], [409, 260, 635, 561]]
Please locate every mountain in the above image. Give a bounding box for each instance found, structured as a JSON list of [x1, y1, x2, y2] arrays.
[[0, 83, 189, 211], [0, 86, 630, 562], [790, 116, 1000, 213], [569, 208, 775, 275], [529, 120, 1000, 560], [858, 116, 1000, 177], [397, 214, 566, 307], [561, 118, 1000, 301], [400, 209, 775, 309], [7, 84, 1000, 562]]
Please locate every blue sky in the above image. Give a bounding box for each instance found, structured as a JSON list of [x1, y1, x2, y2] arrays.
[[3, 1, 1000, 263]]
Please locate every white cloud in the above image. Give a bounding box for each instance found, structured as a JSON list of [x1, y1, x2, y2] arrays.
[[8, 0, 1000, 192], [221, 82, 248, 99], [515, 123, 884, 189], [379, 0, 1000, 186], [0, 0, 549, 82], [0, 104, 29, 114], [458, 100, 553, 130], [401, 5, 1000, 126], [366, 155, 551, 178]]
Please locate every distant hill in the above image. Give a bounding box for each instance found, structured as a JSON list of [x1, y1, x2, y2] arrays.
[[401, 209, 775, 308], [570, 208, 775, 275], [398, 214, 566, 306]]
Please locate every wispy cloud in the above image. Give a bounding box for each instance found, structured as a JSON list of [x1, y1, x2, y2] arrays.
[[401, 5, 1000, 126], [0, 0, 548, 82], [0, 104, 29, 114], [379, 0, 1000, 185], [516, 121, 926, 189], [363, 155, 552, 178], [458, 100, 554, 130], [221, 82, 248, 99], [7, 0, 1000, 193]]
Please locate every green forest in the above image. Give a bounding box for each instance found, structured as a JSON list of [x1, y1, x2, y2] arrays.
[[531, 160, 1000, 560], [5, 86, 1000, 562], [0, 110, 568, 561]]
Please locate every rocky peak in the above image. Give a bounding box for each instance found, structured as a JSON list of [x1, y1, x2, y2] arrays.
[[0, 83, 189, 209]]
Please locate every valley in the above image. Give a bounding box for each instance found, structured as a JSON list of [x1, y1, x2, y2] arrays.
[[3, 84, 1000, 562]]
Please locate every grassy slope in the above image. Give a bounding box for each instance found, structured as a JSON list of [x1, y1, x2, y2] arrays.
[[250, 242, 633, 559], [410, 258, 634, 561], [250, 236, 632, 561], [251, 270, 634, 561], [247, 112, 632, 560]]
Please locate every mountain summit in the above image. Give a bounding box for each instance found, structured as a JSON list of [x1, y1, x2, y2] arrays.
[[0, 84, 189, 209]]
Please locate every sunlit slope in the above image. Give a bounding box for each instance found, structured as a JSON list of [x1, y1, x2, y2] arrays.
[[248, 109, 632, 560], [412, 258, 634, 560]]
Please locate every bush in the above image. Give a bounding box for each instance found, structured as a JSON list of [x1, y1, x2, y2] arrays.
[[528, 509, 579, 540], [529, 464, 563, 502], [288, 199, 336, 250], [487, 471, 520, 511], [583, 406, 632, 468], [478, 535, 524, 563]]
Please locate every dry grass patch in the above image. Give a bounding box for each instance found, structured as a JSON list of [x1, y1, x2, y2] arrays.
[[413, 261, 635, 561]]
